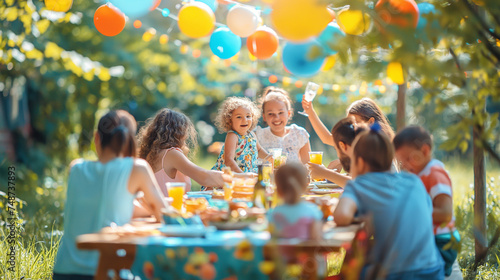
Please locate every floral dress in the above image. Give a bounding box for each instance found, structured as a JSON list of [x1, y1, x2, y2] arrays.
[[212, 130, 258, 173]]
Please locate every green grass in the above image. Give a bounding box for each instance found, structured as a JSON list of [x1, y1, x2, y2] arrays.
[[1, 156, 499, 279]]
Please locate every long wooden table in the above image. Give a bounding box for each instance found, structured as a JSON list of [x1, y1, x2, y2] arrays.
[[77, 222, 360, 280]]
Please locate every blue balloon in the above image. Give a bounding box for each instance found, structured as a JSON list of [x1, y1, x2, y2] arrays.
[[417, 3, 437, 30], [161, 8, 170, 17], [195, 0, 218, 12], [317, 21, 345, 55], [109, 0, 155, 18], [282, 41, 326, 78], [210, 26, 242, 59]]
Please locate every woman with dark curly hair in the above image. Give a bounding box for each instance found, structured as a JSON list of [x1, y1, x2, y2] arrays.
[[212, 97, 271, 173], [137, 108, 224, 196]]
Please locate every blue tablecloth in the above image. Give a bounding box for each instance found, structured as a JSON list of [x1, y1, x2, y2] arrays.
[[131, 229, 272, 280]]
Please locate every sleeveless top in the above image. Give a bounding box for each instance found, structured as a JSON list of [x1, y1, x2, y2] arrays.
[[54, 157, 135, 276], [154, 147, 192, 196], [212, 130, 258, 173]]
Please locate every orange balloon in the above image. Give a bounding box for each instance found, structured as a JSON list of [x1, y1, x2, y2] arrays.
[[269, 75, 278, 83], [94, 4, 126, 37], [295, 80, 303, 88], [246, 26, 279, 60], [150, 0, 161, 10], [133, 20, 142, 28]]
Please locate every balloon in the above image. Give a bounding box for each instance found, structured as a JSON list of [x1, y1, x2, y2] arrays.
[[94, 3, 126, 37], [282, 41, 326, 77], [45, 0, 72, 12], [150, 0, 161, 11], [109, 0, 155, 18], [209, 26, 242, 59], [178, 2, 215, 38], [387, 62, 404, 85], [133, 20, 142, 28], [227, 6, 260, 37], [271, 0, 331, 42], [317, 21, 345, 54], [337, 10, 371, 35], [161, 8, 170, 17], [246, 26, 279, 60], [195, 0, 218, 12], [416, 3, 437, 30], [375, 0, 419, 30], [269, 75, 278, 83]]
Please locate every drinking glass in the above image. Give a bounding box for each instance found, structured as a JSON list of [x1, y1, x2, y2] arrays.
[[166, 182, 186, 211], [298, 82, 320, 117], [224, 181, 233, 201], [309, 151, 324, 182]]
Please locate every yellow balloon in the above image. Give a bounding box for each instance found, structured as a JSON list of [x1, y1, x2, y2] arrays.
[[45, 0, 73, 12], [271, 0, 332, 42], [387, 62, 404, 85], [321, 55, 336, 72], [178, 2, 215, 38], [337, 10, 371, 36]]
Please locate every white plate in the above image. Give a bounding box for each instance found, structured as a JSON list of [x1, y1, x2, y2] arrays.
[[159, 225, 215, 237], [314, 182, 341, 189], [310, 188, 343, 195]]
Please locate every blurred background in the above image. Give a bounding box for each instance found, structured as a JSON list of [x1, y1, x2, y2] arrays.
[[0, 0, 499, 278]]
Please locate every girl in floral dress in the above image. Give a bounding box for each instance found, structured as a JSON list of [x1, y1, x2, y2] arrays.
[[212, 97, 271, 173]]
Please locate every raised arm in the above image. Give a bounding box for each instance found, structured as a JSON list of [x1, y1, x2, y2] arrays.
[[128, 159, 167, 222], [302, 97, 335, 146], [223, 132, 244, 173], [166, 149, 225, 188]]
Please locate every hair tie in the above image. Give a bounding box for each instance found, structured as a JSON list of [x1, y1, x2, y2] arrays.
[[370, 122, 381, 133]]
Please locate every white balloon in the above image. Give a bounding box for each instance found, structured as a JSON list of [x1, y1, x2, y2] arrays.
[[226, 6, 260, 38]]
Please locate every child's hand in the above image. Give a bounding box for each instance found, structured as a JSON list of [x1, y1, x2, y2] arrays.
[[307, 162, 327, 181], [301, 95, 314, 115]]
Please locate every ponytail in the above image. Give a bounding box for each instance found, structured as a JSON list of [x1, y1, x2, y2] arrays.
[[352, 122, 394, 172], [97, 110, 137, 157]]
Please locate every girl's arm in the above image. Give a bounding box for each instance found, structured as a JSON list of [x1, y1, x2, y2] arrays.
[[166, 149, 225, 188], [302, 97, 335, 146], [298, 140, 312, 165], [308, 162, 351, 188], [333, 197, 357, 226], [223, 132, 244, 173], [310, 220, 323, 241], [128, 159, 167, 222]]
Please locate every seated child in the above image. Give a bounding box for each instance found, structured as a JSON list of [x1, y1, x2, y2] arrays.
[[308, 117, 366, 187], [268, 162, 322, 240], [137, 108, 225, 196], [334, 124, 444, 279], [53, 110, 165, 280], [394, 126, 460, 277], [256, 87, 311, 164], [213, 97, 271, 173]]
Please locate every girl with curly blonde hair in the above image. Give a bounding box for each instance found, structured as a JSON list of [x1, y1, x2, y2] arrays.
[[256, 86, 311, 164], [213, 97, 271, 173], [138, 108, 224, 195]]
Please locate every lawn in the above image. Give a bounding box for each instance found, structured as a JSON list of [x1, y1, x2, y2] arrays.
[[1, 156, 499, 279]]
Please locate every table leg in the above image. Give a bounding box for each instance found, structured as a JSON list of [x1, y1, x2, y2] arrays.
[[94, 244, 136, 280]]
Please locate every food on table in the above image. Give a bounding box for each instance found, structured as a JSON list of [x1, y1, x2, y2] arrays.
[[184, 197, 208, 214]]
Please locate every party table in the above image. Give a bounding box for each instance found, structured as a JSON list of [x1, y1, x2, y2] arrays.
[[77, 222, 360, 280]]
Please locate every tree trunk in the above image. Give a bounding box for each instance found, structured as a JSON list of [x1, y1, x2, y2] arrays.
[[473, 122, 487, 262], [396, 83, 406, 131]]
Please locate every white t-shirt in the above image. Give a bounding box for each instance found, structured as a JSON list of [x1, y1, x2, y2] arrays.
[[255, 124, 310, 163]]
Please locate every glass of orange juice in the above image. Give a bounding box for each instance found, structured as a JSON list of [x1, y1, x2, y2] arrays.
[[309, 151, 324, 182], [166, 182, 185, 211]]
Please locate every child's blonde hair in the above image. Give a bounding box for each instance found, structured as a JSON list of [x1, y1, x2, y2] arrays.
[[275, 163, 309, 204], [258, 86, 294, 120], [214, 97, 260, 133], [137, 108, 197, 165]]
